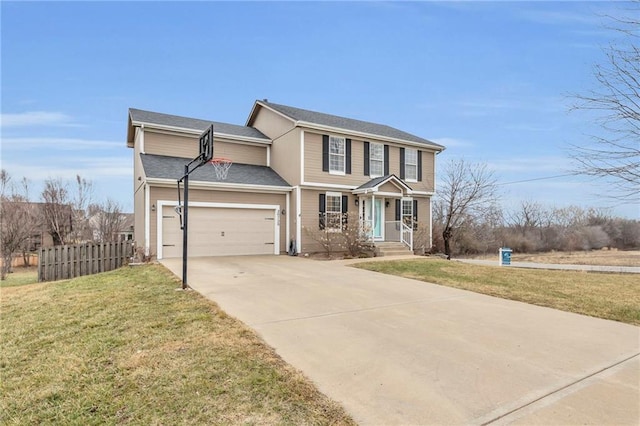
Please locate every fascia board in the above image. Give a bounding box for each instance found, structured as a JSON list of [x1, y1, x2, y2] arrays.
[[131, 120, 271, 145], [147, 177, 292, 193]]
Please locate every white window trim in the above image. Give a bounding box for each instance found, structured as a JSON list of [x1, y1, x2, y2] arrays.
[[329, 135, 346, 175], [405, 148, 418, 182], [370, 142, 384, 178], [401, 197, 414, 226], [325, 191, 343, 231]]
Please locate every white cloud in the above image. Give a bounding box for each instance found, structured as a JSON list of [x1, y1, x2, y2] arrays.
[[430, 137, 474, 148], [1, 111, 74, 127], [2, 137, 121, 150]]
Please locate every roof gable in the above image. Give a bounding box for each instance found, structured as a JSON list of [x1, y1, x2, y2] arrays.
[[128, 108, 270, 145], [253, 100, 444, 150], [353, 174, 412, 194]]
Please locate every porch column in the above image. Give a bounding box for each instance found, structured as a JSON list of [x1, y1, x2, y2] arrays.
[[371, 194, 375, 241]]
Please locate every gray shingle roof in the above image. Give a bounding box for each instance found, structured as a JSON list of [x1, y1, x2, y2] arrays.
[[140, 154, 291, 187], [261, 101, 444, 149], [355, 174, 412, 191], [130, 108, 269, 141]]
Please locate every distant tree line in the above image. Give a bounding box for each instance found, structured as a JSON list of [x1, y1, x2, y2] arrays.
[[432, 200, 640, 257], [0, 170, 130, 279]]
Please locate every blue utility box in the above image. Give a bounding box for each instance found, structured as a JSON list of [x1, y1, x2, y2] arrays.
[[499, 247, 512, 266]]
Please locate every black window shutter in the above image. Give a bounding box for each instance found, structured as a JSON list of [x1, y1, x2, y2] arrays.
[[400, 148, 405, 179], [364, 142, 370, 176], [384, 145, 390, 175], [395, 199, 401, 221], [418, 151, 423, 182], [319, 193, 326, 230], [345, 139, 352, 174], [322, 135, 329, 172], [413, 200, 418, 221], [342, 195, 349, 228]]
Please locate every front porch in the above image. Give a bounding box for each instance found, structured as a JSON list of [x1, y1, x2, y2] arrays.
[[353, 175, 416, 251]]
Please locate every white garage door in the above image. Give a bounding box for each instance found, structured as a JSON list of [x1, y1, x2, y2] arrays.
[[161, 205, 277, 258]]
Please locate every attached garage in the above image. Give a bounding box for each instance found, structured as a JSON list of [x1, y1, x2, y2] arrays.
[[158, 202, 280, 259]]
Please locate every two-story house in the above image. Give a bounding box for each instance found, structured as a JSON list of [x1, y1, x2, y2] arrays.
[[127, 100, 444, 259]]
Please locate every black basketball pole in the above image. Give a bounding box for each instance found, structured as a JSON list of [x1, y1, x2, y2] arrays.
[[177, 124, 213, 290], [182, 164, 189, 290]]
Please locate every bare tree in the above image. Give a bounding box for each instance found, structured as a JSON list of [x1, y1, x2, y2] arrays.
[[570, 4, 640, 202], [0, 171, 36, 279], [69, 175, 93, 243], [435, 159, 498, 258], [508, 200, 546, 237], [41, 178, 73, 245], [92, 198, 126, 243]]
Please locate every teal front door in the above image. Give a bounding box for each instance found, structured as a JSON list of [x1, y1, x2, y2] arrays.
[[365, 198, 384, 240]]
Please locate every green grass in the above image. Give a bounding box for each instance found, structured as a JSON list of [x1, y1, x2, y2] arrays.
[[1, 264, 354, 425], [1, 267, 38, 287], [353, 258, 640, 326]]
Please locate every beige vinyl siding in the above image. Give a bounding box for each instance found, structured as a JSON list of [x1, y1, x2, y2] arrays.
[[299, 189, 355, 254], [144, 130, 268, 166], [213, 140, 267, 166], [388, 146, 400, 177], [378, 181, 403, 194], [145, 131, 199, 158], [134, 184, 145, 248], [251, 106, 295, 139], [148, 186, 287, 256], [270, 128, 301, 186], [303, 132, 365, 186], [304, 131, 437, 193]]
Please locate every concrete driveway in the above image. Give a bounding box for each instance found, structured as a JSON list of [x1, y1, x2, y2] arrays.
[[161, 255, 639, 425]]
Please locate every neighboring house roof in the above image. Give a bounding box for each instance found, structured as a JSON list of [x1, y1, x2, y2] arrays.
[[353, 174, 412, 194], [140, 154, 291, 188], [248, 100, 445, 151], [127, 108, 270, 146]]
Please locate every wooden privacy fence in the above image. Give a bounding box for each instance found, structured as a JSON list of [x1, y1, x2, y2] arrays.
[[38, 241, 134, 282]]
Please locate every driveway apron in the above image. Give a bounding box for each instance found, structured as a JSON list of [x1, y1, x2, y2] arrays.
[[161, 256, 640, 425]]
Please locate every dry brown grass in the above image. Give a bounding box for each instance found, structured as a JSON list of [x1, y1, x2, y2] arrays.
[[466, 249, 640, 266], [1, 264, 355, 425], [354, 258, 640, 325]]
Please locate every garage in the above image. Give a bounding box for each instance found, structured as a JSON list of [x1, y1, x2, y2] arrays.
[[159, 203, 279, 258]]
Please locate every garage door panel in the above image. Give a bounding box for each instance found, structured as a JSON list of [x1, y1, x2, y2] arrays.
[[161, 205, 276, 258]]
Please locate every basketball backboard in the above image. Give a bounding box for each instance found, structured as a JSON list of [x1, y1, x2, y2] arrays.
[[199, 124, 214, 164]]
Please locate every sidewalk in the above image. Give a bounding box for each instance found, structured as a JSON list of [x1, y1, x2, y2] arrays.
[[456, 258, 640, 274]]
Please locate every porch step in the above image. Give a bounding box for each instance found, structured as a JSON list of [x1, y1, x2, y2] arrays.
[[376, 242, 413, 257]]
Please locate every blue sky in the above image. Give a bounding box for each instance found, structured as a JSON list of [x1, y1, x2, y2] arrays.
[[2, 1, 638, 218]]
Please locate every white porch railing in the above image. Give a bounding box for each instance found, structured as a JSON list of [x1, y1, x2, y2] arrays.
[[401, 222, 413, 251], [378, 220, 413, 251]]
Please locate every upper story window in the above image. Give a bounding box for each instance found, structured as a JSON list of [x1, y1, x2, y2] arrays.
[[370, 143, 384, 177], [329, 136, 345, 174], [405, 148, 418, 181]]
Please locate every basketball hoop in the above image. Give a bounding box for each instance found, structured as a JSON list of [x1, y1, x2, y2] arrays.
[[210, 157, 232, 180]]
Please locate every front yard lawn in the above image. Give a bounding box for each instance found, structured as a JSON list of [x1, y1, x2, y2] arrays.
[[353, 258, 640, 326], [1, 264, 354, 425]]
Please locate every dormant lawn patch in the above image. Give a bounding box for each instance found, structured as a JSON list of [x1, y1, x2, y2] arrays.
[[354, 258, 640, 326], [1, 264, 354, 425]]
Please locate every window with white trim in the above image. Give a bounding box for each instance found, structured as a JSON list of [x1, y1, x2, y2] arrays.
[[329, 136, 345, 174], [402, 198, 413, 227], [326, 192, 342, 230], [370, 142, 384, 177], [405, 148, 418, 181]]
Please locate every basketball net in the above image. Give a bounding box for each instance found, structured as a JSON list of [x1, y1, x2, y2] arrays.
[[210, 157, 232, 180]]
